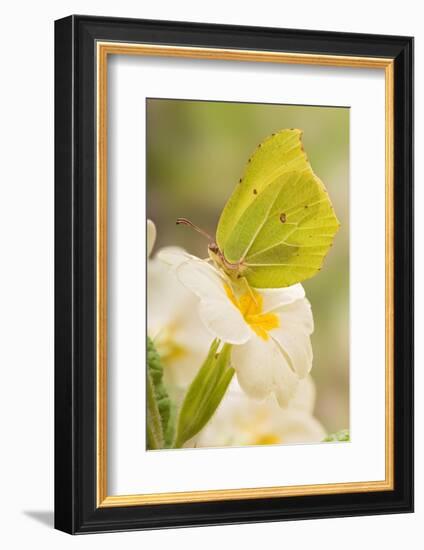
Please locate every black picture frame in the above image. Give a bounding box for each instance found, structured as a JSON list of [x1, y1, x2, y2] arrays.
[[55, 14, 414, 534]]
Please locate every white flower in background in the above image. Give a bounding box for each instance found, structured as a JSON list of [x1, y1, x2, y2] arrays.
[[147, 220, 212, 389], [158, 250, 314, 407], [191, 376, 326, 448], [147, 219, 157, 257]]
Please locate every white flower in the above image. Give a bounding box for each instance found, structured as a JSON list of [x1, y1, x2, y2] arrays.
[[158, 250, 314, 407], [147, 219, 157, 257], [147, 221, 213, 389], [191, 376, 326, 448]]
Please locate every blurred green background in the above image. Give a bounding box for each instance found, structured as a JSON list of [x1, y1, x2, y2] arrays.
[[147, 99, 349, 434]]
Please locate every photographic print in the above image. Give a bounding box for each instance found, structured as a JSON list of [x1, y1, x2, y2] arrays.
[[146, 98, 349, 451], [55, 17, 413, 532]]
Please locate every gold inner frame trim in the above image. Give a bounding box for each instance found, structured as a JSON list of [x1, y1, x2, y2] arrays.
[[96, 42, 395, 508]]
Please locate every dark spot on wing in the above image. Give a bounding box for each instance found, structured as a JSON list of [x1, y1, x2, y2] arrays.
[[253, 189, 258, 195], [279, 213, 286, 223]]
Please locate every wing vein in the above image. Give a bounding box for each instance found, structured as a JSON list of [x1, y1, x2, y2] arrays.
[[246, 263, 318, 268], [245, 202, 330, 260], [238, 182, 285, 260]]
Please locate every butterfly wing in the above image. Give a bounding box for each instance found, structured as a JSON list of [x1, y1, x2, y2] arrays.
[[216, 129, 310, 251], [216, 130, 339, 288]]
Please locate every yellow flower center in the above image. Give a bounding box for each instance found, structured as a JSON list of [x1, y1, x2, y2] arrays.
[[239, 411, 283, 446], [154, 325, 187, 365], [252, 433, 282, 446], [224, 284, 279, 340]]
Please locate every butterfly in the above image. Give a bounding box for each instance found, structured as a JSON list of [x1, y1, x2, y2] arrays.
[[177, 129, 340, 289]]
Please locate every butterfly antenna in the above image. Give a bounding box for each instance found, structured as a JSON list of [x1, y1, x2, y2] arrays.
[[176, 218, 214, 243]]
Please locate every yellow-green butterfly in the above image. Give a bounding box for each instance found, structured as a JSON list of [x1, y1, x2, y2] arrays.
[[177, 129, 340, 289]]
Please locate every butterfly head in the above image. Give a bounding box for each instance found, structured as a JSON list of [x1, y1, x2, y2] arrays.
[[176, 217, 247, 278], [208, 242, 220, 255]]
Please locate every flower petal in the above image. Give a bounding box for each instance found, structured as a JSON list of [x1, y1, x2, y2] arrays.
[[232, 334, 300, 407], [275, 297, 314, 334], [274, 409, 326, 443], [260, 283, 305, 314], [148, 250, 213, 387], [176, 258, 251, 345], [287, 375, 316, 414], [269, 297, 314, 379], [157, 247, 197, 269], [147, 219, 156, 257], [271, 331, 313, 379], [148, 253, 199, 340], [189, 376, 324, 448]]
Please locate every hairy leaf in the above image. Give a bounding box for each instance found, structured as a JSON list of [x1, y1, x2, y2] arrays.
[[147, 337, 172, 449]]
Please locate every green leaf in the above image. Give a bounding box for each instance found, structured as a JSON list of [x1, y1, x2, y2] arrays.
[[164, 401, 177, 449], [323, 429, 350, 442], [146, 369, 164, 450], [174, 340, 234, 448], [147, 337, 173, 450], [215, 130, 339, 288]]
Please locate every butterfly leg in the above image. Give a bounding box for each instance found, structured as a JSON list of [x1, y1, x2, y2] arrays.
[[240, 276, 259, 307]]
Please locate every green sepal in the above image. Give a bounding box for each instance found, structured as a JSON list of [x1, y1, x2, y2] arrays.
[[174, 340, 234, 448]]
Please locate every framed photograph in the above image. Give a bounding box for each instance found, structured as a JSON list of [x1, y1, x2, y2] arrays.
[[54, 15, 413, 534]]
